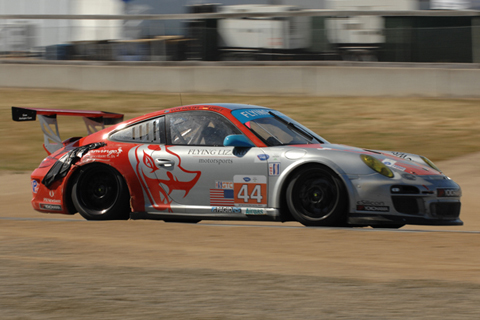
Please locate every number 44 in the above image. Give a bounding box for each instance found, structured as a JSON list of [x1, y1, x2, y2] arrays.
[[237, 184, 263, 203]]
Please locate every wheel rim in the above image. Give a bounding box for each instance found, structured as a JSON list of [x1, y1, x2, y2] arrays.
[[294, 174, 340, 220], [78, 168, 119, 215]]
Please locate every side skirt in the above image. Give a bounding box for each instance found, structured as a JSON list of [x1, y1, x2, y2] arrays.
[[131, 207, 281, 222]]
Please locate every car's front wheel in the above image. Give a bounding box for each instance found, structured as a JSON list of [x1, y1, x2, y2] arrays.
[[286, 165, 348, 227], [72, 164, 130, 220]]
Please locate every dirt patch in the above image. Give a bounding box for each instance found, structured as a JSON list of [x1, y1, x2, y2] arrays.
[[1, 154, 479, 319]]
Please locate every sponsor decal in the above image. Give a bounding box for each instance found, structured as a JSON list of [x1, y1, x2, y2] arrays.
[[391, 164, 406, 172], [232, 109, 275, 123], [382, 159, 396, 166], [40, 203, 62, 211], [239, 109, 270, 119], [19, 114, 34, 120], [356, 205, 390, 212], [215, 181, 234, 189], [188, 149, 233, 156], [210, 189, 235, 206], [199, 159, 233, 165], [189, 148, 248, 158], [391, 152, 412, 161], [382, 159, 406, 172], [269, 153, 281, 161], [357, 200, 385, 206], [257, 154, 269, 161], [269, 163, 280, 176], [43, 198, 61, 203], [49, 190, 55, 198], [234, 175, 267, 207], [32, 180, 39, 194], [88, 147, 123, 159], [244, 208, 267, 215], [211, 207, 241, 213], [437, 188, 461, 197]]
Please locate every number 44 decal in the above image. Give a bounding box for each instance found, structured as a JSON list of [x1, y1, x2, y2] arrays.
[[233, 175, 267, 207], [237, 184, 263, 203]]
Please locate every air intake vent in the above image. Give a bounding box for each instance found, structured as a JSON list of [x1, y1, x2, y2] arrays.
[[392, 196, 420, 215], [430, 203, 461, 218]]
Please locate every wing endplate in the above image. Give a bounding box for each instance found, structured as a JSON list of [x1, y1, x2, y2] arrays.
[[11, 107, 124, 155]]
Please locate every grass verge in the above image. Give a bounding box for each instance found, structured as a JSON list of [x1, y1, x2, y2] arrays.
[[1, 88, 479, 171]]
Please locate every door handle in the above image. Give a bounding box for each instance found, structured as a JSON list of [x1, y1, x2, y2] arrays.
[[155, 159, 175, 167]]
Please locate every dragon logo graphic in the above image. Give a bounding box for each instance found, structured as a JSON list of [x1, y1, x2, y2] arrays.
[[143, 151, 158, 174], [131, 145, 201, 212]]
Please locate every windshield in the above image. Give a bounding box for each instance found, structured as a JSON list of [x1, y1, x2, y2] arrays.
[[231, 109, 325, 146]]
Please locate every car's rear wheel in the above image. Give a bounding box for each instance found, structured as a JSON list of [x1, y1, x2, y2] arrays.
[[286, 165, 348, 227], [72, 164, 130, 220]]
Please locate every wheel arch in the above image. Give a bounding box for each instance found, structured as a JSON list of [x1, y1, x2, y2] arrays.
[[64, 161, 133, 215], [273, 159, 355, 220]]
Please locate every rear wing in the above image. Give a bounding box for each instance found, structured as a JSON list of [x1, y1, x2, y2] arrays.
[[12, 106, 124, 155]]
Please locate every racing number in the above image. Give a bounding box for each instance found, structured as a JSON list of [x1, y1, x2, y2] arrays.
[[233, 175, 267, 206], [237, 184, 263, 203]]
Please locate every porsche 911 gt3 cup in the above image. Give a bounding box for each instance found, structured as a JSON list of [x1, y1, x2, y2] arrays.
[[12, 103, 462, 228]]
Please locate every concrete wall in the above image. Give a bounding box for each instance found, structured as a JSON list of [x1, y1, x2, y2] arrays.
[[1, 62, 480, 97]]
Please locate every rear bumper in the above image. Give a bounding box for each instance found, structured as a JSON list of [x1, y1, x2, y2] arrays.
[[31, 169, 71, 215]]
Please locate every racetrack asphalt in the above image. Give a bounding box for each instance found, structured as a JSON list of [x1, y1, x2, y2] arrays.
[[1, 152, 479, 319]]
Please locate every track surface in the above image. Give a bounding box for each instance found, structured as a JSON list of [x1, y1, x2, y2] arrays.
[[1, 153, 480, 319]]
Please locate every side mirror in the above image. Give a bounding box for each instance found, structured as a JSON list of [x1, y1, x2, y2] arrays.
[[223, 134, 255, 148]]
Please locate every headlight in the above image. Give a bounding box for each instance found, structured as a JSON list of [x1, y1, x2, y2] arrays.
[[360, 154, 394, 178], [420, 156, 442, 173]]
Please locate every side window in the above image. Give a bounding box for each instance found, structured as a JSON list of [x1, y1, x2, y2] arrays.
[[167, 111, 240, 146], [110, 117, 165, 143]]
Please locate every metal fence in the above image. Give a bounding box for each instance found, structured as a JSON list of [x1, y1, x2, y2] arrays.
[[1, 11, 480, 63]]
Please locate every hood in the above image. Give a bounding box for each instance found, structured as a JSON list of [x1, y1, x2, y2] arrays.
[[292, 143, 442, 176]]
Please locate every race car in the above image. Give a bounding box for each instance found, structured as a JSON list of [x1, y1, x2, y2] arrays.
[[12, 103, 462, 228]]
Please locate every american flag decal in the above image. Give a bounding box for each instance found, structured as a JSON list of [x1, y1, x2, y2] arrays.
[[269, 163, 280, 176], [210, 189, 234, 206]]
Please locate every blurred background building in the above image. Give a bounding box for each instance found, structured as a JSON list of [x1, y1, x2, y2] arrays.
[[0, 0, 123, 47], [1, 0, 480, 62]]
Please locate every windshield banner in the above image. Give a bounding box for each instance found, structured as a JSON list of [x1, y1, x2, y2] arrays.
[[231, 109, 274, 123]]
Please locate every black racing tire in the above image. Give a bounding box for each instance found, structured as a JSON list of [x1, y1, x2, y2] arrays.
[[71, 164, 130, 220], [286, 165, 348, 227]]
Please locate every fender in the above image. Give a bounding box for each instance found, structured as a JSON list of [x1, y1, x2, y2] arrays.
[[270, 156, 356, 211], [65, 147, 147, 215]]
